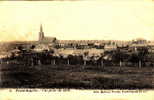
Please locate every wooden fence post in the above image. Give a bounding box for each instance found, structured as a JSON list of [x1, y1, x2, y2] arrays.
[[38, 59, 41, 65], [139, 60, 141, 68], [67, 59, 70, 65], [120, 60, 122, 67], [101, 60, 104, 68], [53, 59, 56, 65]]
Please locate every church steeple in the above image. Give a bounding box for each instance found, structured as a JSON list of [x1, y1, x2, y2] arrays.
[[39, 24, 44, 41], [40, 24, 43, 32]]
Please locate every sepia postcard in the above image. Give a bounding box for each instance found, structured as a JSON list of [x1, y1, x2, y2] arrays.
[[0, 0, 154, 100]]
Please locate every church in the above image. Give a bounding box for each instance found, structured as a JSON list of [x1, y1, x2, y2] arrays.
[[38, 24, 57, 43]]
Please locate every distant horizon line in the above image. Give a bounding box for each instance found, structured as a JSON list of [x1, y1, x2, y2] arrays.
[[0, 38, 153, 43]]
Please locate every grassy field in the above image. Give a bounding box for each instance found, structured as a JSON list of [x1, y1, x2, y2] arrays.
[[0, 63, 154, 89]]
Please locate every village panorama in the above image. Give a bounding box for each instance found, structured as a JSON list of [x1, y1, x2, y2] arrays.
[[0, 24, 154, 89]]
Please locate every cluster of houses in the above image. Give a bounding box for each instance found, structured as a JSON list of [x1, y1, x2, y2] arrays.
[[0, 24, 154, 68], [0, 37, 154, 68]]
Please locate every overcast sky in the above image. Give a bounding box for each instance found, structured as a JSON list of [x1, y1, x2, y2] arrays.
[[0, 1, 154, 41]]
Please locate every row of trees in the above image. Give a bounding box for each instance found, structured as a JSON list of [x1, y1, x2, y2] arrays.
[[110, 47, 149, 68], [5, 45, 151, 68]]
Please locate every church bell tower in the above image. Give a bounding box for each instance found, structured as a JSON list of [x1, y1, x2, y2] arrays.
[[39, 24, 44, 41]]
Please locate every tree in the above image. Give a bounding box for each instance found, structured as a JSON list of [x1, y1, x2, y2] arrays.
[[129, 47, 149, 68], [100, 53, 104, 68], [83, 51, 89, 66], [137, 47, 149, 68], [17, 45, 23, 51], [30, 45, 36, 50], [112, 49, 128, 67], [67, 55, 73, 65]]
